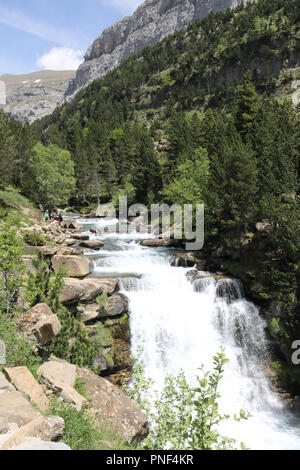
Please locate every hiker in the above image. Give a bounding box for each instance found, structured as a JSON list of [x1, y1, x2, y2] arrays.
[[58, 213, 63, 226], [44, 210, 49, 223]]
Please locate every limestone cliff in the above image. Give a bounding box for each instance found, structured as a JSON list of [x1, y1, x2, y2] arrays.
[[65, 0, 244, 99], [0, 70, 75, 124]]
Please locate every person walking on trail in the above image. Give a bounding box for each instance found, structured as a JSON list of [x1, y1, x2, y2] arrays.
[[44, 210, 49, 223], [58, 213, 63, 226]]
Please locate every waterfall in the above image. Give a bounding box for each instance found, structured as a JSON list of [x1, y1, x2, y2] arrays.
[[77, 217, 300, 450]]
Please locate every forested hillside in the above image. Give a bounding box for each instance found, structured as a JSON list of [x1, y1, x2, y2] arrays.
[[1, 0, 300, 390]]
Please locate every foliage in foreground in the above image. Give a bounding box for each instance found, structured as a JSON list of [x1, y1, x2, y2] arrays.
[[125, 348, 250, 450], [50, 400, 131, 451]]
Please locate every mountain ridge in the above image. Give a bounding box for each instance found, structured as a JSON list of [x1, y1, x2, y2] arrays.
[[64, 0, 244, 100]]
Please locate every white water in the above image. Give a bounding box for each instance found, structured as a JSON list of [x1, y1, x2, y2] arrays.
[[79, 218, 300, 450]]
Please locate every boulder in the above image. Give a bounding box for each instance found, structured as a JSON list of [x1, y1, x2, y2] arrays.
[[0, 392, 39, 427], [13, 439, 71, 450], [37, 359, 86, 411], [62, 221, 83, 231], [51, 255, 92, 278], [4, 367, 49, 411], [38, 246, 84, 257], [60, 278, 117, 304], [1, 416, 64, 450], [78, 304, 100, 323], [99, 294, 128, 318], [0, 417, 9, 434], [76, 368, 148, 442], [19, 303, 62, 346], [37, 358, 76, 388], [80, 239, 104, 250], [72, 233, 90, 241], [170, 252, 204, 268], [0, 372, 16, 396]]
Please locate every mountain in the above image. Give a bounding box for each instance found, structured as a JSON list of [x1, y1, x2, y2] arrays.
[[64, 0, 244, 100], [0, 70, 75, 124]]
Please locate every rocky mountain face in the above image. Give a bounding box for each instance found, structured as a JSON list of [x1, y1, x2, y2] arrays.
[[0, 70, 75, 124], [65, 0, 244, 99]]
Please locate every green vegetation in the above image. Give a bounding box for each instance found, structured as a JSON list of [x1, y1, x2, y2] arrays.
[[50, 400, 130, 450], [125, 349, 250, 450]]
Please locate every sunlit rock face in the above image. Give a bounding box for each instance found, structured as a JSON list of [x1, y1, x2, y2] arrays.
[[64, 0, 244, 99]]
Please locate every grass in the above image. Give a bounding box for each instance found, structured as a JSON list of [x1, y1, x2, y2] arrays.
[[0, 190, 30, 210], [50, 399, 132, 450]]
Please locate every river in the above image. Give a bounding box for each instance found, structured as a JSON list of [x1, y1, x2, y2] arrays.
[[77, 216, 300, 450]]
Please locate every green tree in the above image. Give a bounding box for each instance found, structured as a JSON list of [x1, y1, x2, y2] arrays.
[[24, 143, 76, 209], [0, 218, 25, 317], [163, 148, 209, 205], [126, 349, 250, 450]]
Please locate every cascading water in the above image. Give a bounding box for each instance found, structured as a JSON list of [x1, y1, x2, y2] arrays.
[[77, 217, 300, 450]]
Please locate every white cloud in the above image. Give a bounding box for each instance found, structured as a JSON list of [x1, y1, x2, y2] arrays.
[[99, 0, 144, 15], [37, 47, 83, 71]]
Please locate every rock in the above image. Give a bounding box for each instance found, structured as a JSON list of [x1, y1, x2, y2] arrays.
[[140, 239, 180, 247], [170, 252, 203, 268], [13, 439, 71, 450], [37, 358, 76, 388], [99, 294, 128, 318], [76, 367, 149, 442], [60, 277, 117, 304], [59, 385, 87, 411], [78, 303, 100, 323], [0, 372, 16, 396], [62, 221, 83, 231], [65, 0, 243, 100], [0, 392, 39, 427], [51, 255, 92, 278], [72, 233, 90, 241], [1, 416, 65, 450], [4, 367, 49, 412], [0, 417, 9, 434], [80, 239, 104, 250], [38, 246, 84, 257], [19, 303, 62, 346], [37, 359, 86, 411], [90, 228, 97, 234]]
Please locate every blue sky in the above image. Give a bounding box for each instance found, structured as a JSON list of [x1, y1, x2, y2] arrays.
[[0, 0, 144, 75]]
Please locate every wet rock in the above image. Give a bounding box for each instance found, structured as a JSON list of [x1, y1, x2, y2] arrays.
[[170, 252, 205, 268], [80, 239, 104, 250], [62, 221, 83, 231]]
